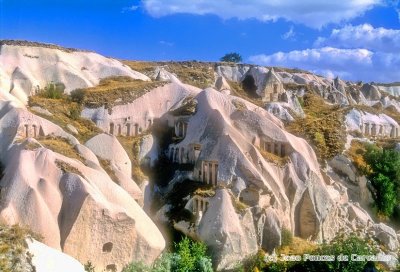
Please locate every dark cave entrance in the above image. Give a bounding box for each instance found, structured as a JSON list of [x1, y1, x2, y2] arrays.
[[241, 75, 259, 98]]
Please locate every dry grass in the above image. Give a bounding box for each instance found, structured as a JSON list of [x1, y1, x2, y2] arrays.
[[0, 40, 89, 53], [124, 61, 215, 89], [28, 95, 101, 143], [161, 61, 215, 89], [82, 76, 165, 109], [0, 224, 42, 272], [23, 141, 42, 151], [55, 160, 83, 176], [287, 93, 347, 160], [169, 96, 197, 116], [117, 135, 148, 184], [345, 140, 373, 176], [232, 99, 248, 111], [38, 136, 84, 163], [193, 186, 216, 197], [98, 159, 119, 183], [229, 193, 249, 212], [278, 237, 317, 255], [122, 61, 157, 76], [259, 149, 289, 167]]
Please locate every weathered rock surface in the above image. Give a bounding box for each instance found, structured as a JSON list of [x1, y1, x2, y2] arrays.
[[85, 133, 143, 204], [28, 239, 85, 272], [0, 41, 149, 104], [0, 91, 165, 272]]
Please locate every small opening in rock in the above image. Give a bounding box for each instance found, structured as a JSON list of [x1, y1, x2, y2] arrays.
[[102, 242, 113, 253], [106, 264, 117, 272], [241, 75, 259, 98]]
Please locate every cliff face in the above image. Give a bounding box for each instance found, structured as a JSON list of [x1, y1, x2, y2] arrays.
[[0, 41, 399, 271]]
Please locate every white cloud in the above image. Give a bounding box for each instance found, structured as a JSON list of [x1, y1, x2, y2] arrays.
[[315, 24, 400, 52], [249, 47, 400, 82], [141, 0, 382, 28], [159, 40, 174, 46], [282, 26, 295, 40], [122, 5, 139, 13]]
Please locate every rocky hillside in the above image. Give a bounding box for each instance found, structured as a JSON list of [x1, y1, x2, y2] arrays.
[[0, 40, 399, 271]]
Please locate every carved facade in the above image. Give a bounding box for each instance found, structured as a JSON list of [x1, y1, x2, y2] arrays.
[[174, 118, 189, 139], [263, 68, 285, 102], [199, 160, 218, 186], [360, 122, 399, 138], [260, 139, 289, 157], [169, 143, 201, 164], [192, 196, 209, 215], [18, 123, 44, 139], [108, 116, 154, 136]]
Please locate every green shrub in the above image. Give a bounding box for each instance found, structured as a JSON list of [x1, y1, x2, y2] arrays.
[[123, 237, 213, 272], [281, 228, 293, 247], [363, 144, 400, 217], [70, 88, 86, 104], [123, 261, 151, 272], [84, 261, 95, 272], [69, 106, 81, 120], [39, 82, 64, 99], [173, 237, 212, 272]]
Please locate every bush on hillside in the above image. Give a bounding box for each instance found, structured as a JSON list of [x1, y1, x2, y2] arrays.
[[123, 237, 213, 272], [38, 82, 65, 99], [70, 88, 86, 104], [363, 144, 400, 217]]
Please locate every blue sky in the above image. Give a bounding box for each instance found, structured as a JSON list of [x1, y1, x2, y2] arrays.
[[0, 0, 399, 82]]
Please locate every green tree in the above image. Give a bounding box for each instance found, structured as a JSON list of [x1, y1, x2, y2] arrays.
[[220, 52, 242, 63], [123, 237, 213, 272], [363, 145, 400, 217], [173, 237, 212, 272]]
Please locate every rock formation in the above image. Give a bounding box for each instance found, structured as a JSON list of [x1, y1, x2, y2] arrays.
[[0, 41, 399, 271]]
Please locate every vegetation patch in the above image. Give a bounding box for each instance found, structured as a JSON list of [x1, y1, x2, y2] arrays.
[[169, 96, 197, 116], [243, 234, 381, 272], [229, 192, 249, 212], [123, 236, 213, 272], [232, 99, 247, 111], [347, 141, 400, 220], [38, 136, 84, 163], [193, 186, 215, 198], [23, 141, 42, 151], [363, 145, 400, 219], [0, 39, 90, 53], [0, 224, 41, 272], [122, 61, 158, 77], [81, 76, 165, 109], [287, 93, 347, 160], [36, 82, 65, 99], [117, 135, 148, 184], [159, 61, 215, 89], [98, 159, 119, 183], [28, 94, 101, 143], [259, 148, 289, 167], [227, 80, 264, 108], [55, 159, 83, 177], [125, 61, 215, 89], [346, 140, 369, 173]]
